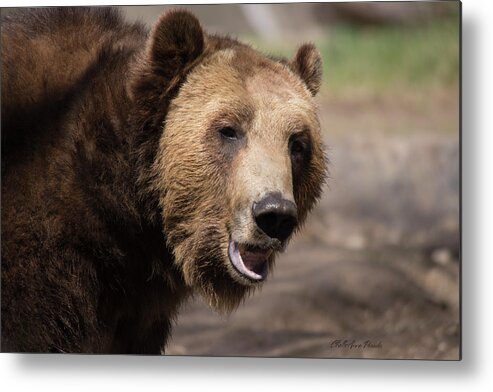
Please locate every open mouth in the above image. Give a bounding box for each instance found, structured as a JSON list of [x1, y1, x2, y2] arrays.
[[228, 240, 272, 282]]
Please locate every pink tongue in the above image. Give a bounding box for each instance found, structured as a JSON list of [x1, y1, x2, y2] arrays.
[[241, 251, 268, 275]]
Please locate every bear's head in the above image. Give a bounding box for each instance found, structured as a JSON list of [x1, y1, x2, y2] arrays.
[[131, 10, 327, 311]]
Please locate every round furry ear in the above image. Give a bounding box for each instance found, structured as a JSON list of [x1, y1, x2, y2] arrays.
[[290, 44, 323, 96], [149, 9, 204, 68]]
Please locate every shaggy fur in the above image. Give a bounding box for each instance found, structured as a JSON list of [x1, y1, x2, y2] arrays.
[[1, 7, 326, 353]]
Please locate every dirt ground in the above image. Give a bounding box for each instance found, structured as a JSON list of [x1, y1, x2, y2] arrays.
[[166, 92, 460, 360]]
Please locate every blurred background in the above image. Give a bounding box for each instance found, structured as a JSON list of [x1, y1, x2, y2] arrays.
[[121, 2, 460, 359]]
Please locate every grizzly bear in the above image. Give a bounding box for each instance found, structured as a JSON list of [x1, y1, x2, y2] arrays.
[[1, 7, 326, 354]]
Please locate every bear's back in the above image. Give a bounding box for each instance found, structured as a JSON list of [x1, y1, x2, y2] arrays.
[[1, 7, 146, 156], [1, 8, 156, 352]]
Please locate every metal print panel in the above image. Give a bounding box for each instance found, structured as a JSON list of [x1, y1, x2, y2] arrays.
[[0, 2, 461, 359]]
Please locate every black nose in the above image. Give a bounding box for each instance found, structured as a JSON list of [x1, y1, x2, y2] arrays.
[[252, 193, 298, 241]]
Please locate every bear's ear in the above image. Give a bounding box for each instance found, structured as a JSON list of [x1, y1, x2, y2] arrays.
[[290, 44, 323, 96], [148, 9, 204, 69]]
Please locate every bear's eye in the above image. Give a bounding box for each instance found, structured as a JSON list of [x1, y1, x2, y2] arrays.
[[289, 133, 312, 173], [289, 137, 306, 156], [219, 127, 239, 140]]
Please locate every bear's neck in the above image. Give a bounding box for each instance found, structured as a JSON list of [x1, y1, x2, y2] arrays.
[[63, 47, 191, 341], [65, 45, 179, 280]]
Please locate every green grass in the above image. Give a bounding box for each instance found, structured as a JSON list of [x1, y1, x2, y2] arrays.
[[245, 17, 459, 97]]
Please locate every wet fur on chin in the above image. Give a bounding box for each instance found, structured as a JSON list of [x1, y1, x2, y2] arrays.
[[179, 225, 255, 313]]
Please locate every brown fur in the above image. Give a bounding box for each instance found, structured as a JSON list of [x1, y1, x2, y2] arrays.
[[1, 7, 326, 353]]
